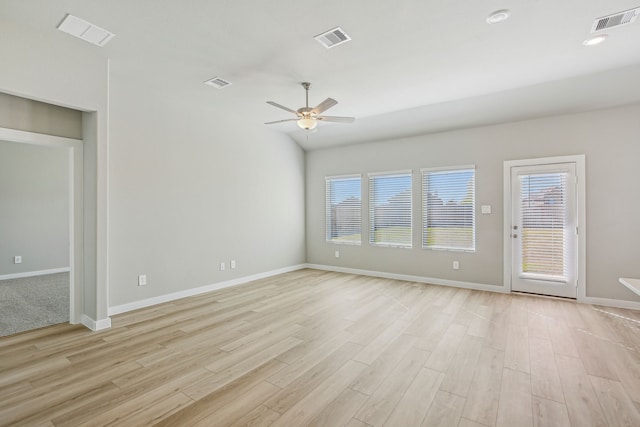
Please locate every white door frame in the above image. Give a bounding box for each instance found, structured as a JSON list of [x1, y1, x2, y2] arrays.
[[0, 127, 83, 324], [503, 155, 586, 301]]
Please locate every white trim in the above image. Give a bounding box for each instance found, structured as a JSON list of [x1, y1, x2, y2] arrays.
[[108, 264, 307, 316], [368, 242, 413, 249], [619, 278, 640, 298], [502, 155, 585, 168], [423, 247, 476, 253], [105, 58, 112, 318], [503, 155, 586, 300], [368, 169, 412, 177], [0, 127, 82, 147], [81, 314, 112, 331], [306, 264, 507, 294], [327, 240, 362, 246], [575, 157, 587, 303], [325, 173, 362, 180], [0, 267, 71, 281], [420, 164, 475, 173], [580, 296, 640, 311]]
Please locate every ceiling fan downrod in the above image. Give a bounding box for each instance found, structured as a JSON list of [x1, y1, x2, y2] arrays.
[[301, 82, 311, 109]]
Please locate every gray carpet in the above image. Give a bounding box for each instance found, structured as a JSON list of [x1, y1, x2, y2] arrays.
[[0, 272, 69, 337]]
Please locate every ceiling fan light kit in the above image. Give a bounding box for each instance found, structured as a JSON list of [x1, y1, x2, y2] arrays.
[[265, 82, 355, 132], [298, 117, 318, 130]]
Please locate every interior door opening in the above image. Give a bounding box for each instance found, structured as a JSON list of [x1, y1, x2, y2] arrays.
[[0, 128, 83, 333], [0, 139, 72, 336]]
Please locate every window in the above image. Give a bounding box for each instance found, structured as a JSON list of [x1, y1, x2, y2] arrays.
[[519, 172, 568, 280], [326, 175, 361, 244], [369, 171, 412, 247], [422, 166, 475, 251]]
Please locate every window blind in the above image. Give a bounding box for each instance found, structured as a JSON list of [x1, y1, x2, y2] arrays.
[[369, 171, 412, 247], [325, 175, 362, 244], [422, 167, 475, 251], [519, 172, 568, 281]]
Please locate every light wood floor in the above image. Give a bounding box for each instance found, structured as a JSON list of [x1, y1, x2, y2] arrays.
[[2, 269, 640, 427]]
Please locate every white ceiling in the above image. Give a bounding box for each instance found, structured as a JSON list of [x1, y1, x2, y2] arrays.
[[2, 0, 640, 150]]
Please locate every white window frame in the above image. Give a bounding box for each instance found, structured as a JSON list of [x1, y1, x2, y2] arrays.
[[325, 174, 362, 245], [368, 170, 413, 248], [422, 165, 476, 252]]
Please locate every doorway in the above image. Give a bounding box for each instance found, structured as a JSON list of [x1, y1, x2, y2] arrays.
[[0, 140, 71, 335], [0, 127, 83, 328], [503, 155, 586, 299]]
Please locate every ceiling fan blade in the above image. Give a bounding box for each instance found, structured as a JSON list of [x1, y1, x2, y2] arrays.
[[311, 98, 338, 115], [317, 116, 355, 123], [266, 101, 299, 115], [264, 118, 299, 125]]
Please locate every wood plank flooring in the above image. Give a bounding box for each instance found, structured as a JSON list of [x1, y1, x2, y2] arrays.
[[2, 269, 640, 426]]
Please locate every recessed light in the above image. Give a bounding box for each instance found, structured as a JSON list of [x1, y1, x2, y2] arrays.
[[486, 9, 511, 24], [583, 34, 608, 46]]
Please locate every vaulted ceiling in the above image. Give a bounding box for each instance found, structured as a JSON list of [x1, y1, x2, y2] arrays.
[[2, 0, 640, 150]]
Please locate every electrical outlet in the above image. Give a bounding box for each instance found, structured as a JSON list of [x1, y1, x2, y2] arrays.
[[220, 262, 225, 271], [138, 274, 147, 286], [453, 261, 459, 270], [14, 256, 22, 264], [335, 251, 340, 258], [230, 259, 236, 269]]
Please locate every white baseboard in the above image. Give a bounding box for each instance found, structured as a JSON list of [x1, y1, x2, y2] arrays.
[[108, 264, 308, 316], [0, 267, 71, 281], [305, 264, 507, 294], [99, 261, 640, 324], [81, 314, 112, 331], [308, 264, 640, 311], [580, 296, 640, 311]]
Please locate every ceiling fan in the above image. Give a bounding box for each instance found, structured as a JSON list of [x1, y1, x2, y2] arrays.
[[265, 82, 355, 131]]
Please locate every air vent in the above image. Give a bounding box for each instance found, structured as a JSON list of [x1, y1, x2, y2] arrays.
[[314, 27, 351, 49], [204, 77, 232, 89], [591, 7, 640, 32], [57, 14, 115, 47]]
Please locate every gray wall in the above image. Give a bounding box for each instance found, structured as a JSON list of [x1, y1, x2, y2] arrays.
[[107, 73, 306, 307], [0, 92, 82, 140], [0, 141, 69, 275], [306, 103, 640, 303]]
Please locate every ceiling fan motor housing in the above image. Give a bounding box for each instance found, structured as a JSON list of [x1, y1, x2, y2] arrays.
[[297, 107, 314, 115]]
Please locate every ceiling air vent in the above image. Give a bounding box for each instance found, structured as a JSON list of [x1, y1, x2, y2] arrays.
[[314, 27, 351, 49], [204, 77, 232, 89], [591, 7, 640, 32], [57, 14, 115, 47]]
